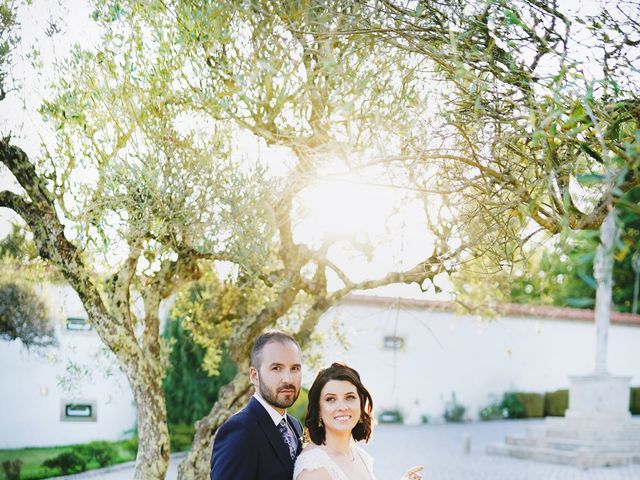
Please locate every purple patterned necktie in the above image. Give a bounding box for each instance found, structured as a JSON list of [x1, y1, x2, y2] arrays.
[[278, 418, 297, 460]]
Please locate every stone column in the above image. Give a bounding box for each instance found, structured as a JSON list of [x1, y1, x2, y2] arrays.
[[565, 208, 630, 424], [593, 208, 616, 375]]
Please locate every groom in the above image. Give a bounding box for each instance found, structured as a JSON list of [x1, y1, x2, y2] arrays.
[[210, 330, 304, 479]]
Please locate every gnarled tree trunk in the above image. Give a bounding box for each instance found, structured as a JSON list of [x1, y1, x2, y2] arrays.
[[178, 371, 252, 479]]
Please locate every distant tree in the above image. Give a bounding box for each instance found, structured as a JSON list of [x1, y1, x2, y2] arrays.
[[510, 191, 640, 313], [0, 280, 55, 348], [0, 0, 18, 101], [163, 315, 236, 426], [0, 223, 38, 261]]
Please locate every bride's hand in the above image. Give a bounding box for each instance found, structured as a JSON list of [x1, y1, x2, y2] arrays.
[[401, 465, 424, 480]]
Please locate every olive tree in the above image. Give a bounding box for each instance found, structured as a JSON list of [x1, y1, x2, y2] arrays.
[[2, 1, 447, 478], [353, 0, 640, 303]]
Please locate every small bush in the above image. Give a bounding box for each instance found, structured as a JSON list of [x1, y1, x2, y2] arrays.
[[378, 409, 404, 424], [42, 451, 87, 475], [517, 392, 545, 418], [545, 389, 569, 417], [169, 424, 195, 452], [2, 459, 23, 480], [630, 387, 640, 415], [76, 441, 118, 467], [443, 392, 466, 422], [121, 437, 139, 455], [500, 392, 525, 418], [479, 396, 504, 421]]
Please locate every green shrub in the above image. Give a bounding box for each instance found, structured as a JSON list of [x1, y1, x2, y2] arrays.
[[121, 437, 139, 456], [42, 451, 87, 475], [479, 396, 504, 421], [443, 392, 466, 422], [630, 387, 640, 415], [288, 388, 309, 425], [76, 441, 118, 467], [378, 409, 404, 424], [517, 392, 545, 418], [169, 424, 196, 452], [2, 459, 23, 480], [545, 389, 569, 416], [163, 317, 237, 425], [500, 392, 525, 418]]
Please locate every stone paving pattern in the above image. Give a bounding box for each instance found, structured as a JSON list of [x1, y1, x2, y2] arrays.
[[59, 419, 640, 479], [365, 419, 640, 480]]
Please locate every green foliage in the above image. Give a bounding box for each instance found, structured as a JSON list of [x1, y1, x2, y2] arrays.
[[510, 192, 640, 313], [288, 388, 309, 425], [0, 224, 38, 261], [478, 396, 505, 421], [74, 441, 117, 468], [0, 280, 56, 349], [162, 316, 237, 426], [0, 0, 18, 100], [378, 409, 404, 424], [544, 389, 569, 417], [516, 392, 545, 418], [630, 387, 640, 415], [500, 392, 525, 419], [0, 439, 136, 480], [1, 459, 22, 480], [120, 437, 139, 457], [168, 424, 195, 453], [443, 392, 466, 422], [42, 451, 87, 475]]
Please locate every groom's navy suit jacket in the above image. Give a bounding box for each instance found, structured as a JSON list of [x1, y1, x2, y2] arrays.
[[210, 396, 303, 480]]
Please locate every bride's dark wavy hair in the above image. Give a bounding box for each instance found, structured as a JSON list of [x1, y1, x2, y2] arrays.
[[304, 362, 373, 445]]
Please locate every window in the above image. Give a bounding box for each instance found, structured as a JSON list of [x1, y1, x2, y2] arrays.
[[60, 400, 97, 422], [66, 317, 92, 331], [383, 335, 405, 350]]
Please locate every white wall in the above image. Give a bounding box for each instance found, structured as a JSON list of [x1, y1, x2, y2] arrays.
[[311, 298, 640, 424], [0, 284, 136, 449], [3, 288, 640, 448]]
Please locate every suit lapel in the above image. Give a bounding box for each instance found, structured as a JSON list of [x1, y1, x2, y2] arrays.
[[249, 398, 293, 470]]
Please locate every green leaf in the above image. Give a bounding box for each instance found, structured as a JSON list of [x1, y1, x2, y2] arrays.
[[577, 270, 597, 289], [566, 297, 595, 308], [504, 10, 524, 27], [576, 173, 606, 186]]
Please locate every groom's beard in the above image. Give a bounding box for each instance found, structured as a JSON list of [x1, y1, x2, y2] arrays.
[[258, 380, 300, 410]]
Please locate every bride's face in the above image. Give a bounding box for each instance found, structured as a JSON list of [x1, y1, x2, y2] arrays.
[[319, 379, 361, 435]]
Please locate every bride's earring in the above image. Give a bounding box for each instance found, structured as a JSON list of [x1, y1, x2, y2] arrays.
[[318, 418, 324, 428]]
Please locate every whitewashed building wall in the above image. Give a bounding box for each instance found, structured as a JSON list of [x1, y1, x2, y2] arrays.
[[0, 284, 137, 449], [2, 289, 640, 448], [311, 295, 640, 425]]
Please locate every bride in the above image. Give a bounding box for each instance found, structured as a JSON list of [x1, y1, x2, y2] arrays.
[[294, 362, 424, 480]]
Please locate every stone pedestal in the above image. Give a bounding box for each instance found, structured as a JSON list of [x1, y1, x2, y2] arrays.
[[487, 374, 640, 469], [566, 374, 631, 423], [487, 209, 640, 468]]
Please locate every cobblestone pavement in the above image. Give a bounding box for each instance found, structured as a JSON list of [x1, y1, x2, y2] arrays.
[[365, 419, 640, 480], [57, 419, 640, 479]]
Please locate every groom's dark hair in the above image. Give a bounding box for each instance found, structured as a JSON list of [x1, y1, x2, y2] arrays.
[[305, 362, 373, 445], [251, 330, 300, 369]]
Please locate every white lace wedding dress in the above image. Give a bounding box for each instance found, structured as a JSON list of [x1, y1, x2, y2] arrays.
[[293, 445, 376, 480]]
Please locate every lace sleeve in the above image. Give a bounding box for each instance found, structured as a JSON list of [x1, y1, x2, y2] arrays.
[[293, 448, 346, 480]]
